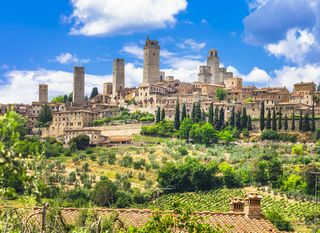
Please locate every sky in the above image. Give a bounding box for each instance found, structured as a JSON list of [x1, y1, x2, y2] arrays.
[[1, 0, 320, 103]]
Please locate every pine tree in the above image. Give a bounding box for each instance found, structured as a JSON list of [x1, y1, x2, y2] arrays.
[[191, 103, 196, 122], [174, 100, 180, 130], [291, 111, 295, 131], [272, 108, 277, 131], [161, 108, 165, 121], [90, 87, 99, 99], [63, 95, 68, 103], [260, 101, 265, 131], [278, 108, 282, 131], [311, 101, 316, 132], [236, 111, 241, 129], [284, 114, 288, 131], [181, 103, 187, 122], [208, 103, 214, 124], [230, 107, 235, 127], [302, 113, 310, 132], [247, 115, 253, 131], [156, 106, 161, 123], [299, 110, 303, 131], [266, 108, 271, 130], [241, 107, 248, 129]]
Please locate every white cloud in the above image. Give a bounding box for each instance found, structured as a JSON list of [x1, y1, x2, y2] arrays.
[[177, 39, 206, 50], [55, 53, 90, 64], [265, 28, 316, 64], [248, 0, 268, 10], [121, 45, 143, 59], [68, 0, 187, 36], [244, 67, 272, 84]]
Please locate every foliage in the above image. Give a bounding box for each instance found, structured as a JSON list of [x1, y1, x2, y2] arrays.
[[190, 123, 218, 146], [174, 100, 180, 130], [89, 87, 99, 99], [291, 144, 304, 156], [37, 104, 53, 128], [141, 121, 175, 137], [177, 118, 193, 139], [265, 211, 294, 231], [69, 134, 90, 151], [91, 178, 117, 207], [260, 101, 265, 131], [216, 88, 226, 101]]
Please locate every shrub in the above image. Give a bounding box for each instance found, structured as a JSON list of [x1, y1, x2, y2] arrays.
[[89, 154, 97, 161], [69, 134, 90, 151], [141, 121, 174, 137], [64, 149, 72, 157], [291, 144, 304, 156], [91, 179, 117, 207], [265, 211, 294, 231], [261, 130, 279, 141], [120, 155, 133, 168], [68, 171, 77, 183], [115, 191, 132, 208], [177, 146, 188, 156], [133, 158, 146, 170], [107, 152, 117, 165]]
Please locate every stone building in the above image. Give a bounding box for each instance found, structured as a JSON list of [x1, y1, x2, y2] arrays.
[[103, 82, 113, 95], [143, 38, 160, 84], [39, 84, 48, 103], [112, 58, 125, 99], [73, 66, 85, 106]]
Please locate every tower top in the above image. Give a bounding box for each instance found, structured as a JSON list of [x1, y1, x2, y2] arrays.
[[208, 49, 218, 58], [145, 38, 160, 49]]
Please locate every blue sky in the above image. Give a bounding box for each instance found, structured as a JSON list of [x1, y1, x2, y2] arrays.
[[0, 0, 320, 103]]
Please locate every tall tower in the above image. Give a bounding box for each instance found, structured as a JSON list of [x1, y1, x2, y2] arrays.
[[198, 66, 212, 84], [143, 38, 160, 83], [39, 84, 48, 103], [73, 66, 85, 106], [207, 49, 220, 84], [112, 58, 125, 98]]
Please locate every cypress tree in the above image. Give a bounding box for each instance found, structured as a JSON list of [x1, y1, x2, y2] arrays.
[[161, 108, 165, 121], [291, 110, 295, 131], [299, 110, 303, 131], [202, 109, 207, 122], [196, 102, 202, 123], [284, 114, 288, 131], [247, 115, 253, 131], [174, 100, 180, 130], [236, 111, 241, 129], [156, 106, 161, 123], [260, 101, 265, 131], [181, 103, 187, 122], [302, 113, 310, 132], [187, 113, 190, 119], [241, 107, 248, 129], [266, 108, 271, 130], [208, 103, 214, 124], [311, 101, 316, 132], [217, 107, 225, 130], [214, 106, 219, 127], [230, 107, 235, 127], [272, 108, 277, 131], [278, 108, 282, 131], [191, 103, 196, 122]]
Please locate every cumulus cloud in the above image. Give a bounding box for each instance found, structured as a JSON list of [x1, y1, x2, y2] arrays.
[[55, 53, 90, 64], [121, 45, 144, 60], [177, 39, 206, 50], [265, 28, 316, 64], [68, 0, 187, 36]]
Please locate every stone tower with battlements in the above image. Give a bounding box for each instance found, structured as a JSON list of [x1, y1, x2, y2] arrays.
[[207, 49, 220, 84], [73, 66, 85, 106], [143, 38, 160, 84], [112, 58, 125, 98], [39, 84, 48, 103]]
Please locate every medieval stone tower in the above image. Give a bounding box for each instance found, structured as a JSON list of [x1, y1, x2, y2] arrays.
[[143, 38, 160, 83], [39, 84, 48, 103], [73, 66, 85, 106], [207, 49, 220, 84], [198, 66, 212, 84], [112, 58, 125, 98]]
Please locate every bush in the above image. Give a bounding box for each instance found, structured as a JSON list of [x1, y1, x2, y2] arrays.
[[261, 130, 279, 141], [265, 211, 294, 231], [115, 191, 132, 208], [141, 121, 175, 137], [107, 152, 117, 165], [177, 146, 188, 156], [291, 144, 304, 156], [91, 179, 117, 207], [133, 158, 146, 170], [120, 155, 133, 168]]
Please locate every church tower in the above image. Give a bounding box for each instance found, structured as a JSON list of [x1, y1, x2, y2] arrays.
[[143, 38, 160, 83], [112, 58, 125, 99], [207, 49, 220, 84]]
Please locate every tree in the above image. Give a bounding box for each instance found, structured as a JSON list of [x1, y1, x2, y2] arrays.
[[68, 92, 73, 102], [272, 108, 277, 131], [161, 108, 165, 121], [291, 111, 295, 131], [90, 87, 99, 99], [216, 88, 226, 101], [37, 104, 53, 128], [311, 100, 316, 132], [69, 134, 90, 150], [51, 95, 64, 103], [190, 123, 218, 146], [178, 118, 193, 139], [191, 103, 196, 122], [247, 115, 253, 131], [181, 103, 187, 122], [299, 110, 303, 131], [174, 100, 180, 130], [303, 164, 319, 195], [302, 113, 310, 132], [260, 101, 265, 131], [214, 106, 219, 128], [236, 111, 241, 129], [266, 108, 271, 130], [241, 107, 248, 129], [195, 102, 202, 123], [284, 114, 288, 131], [230, 107, 235, 127], [278, 108, 282, 131], [216, 107, 225, 130], [91, 178, 117, 207], [202, 109, 206, 122], [63, 94, 68, 103], [208, 103, 214, 124], [156, 107, 161, 123]]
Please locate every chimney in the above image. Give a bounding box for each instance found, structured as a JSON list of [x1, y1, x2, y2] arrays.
[[244, 192, 263, 219], [229, 197, 244, 212]]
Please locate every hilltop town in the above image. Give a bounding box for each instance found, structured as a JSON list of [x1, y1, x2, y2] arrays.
[[0, 38, 319, 146]]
